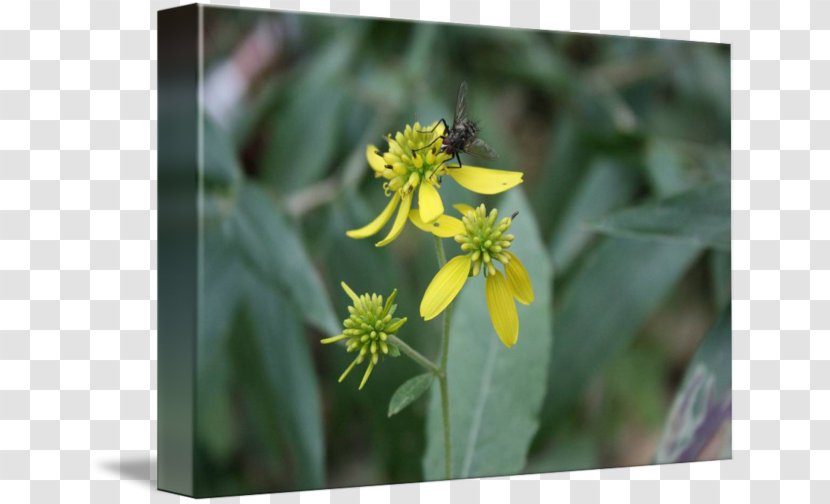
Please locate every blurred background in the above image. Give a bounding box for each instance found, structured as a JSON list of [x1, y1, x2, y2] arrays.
[[191, 6, 730, 496]]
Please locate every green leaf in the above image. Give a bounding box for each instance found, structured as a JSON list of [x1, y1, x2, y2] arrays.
[[656, 306, 731, 464], [233, 271, 325, 488], [526, 432, 598, 474], [231, 182, 339, 335], [709, 249, 731, 311], [644, 140, 697, 197], [543, 237, 700, 424], [423, 188, 553, 480], [195, 189, 327, 487], [316, 195, 403, 297], [195, 214, 243, 464], [200, 210, 243, 355], [203, 116, 242, 190], [196, 353, 236, 465], [388, 373, 434, 417], [548, 158, 639, 272], [591, 181, 730, 251], [673, 44, 731, 132], [529, 117, 594, 238], [262, 35, 357, 192]]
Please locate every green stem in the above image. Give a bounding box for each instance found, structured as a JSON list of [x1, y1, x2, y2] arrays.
[[434, 233, 448, 265], [433, 235, 453, 480], [387, 335, 441, 376], [439, 305, 453, 480]]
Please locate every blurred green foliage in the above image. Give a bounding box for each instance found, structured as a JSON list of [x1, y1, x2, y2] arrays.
[[193, 7, 730, 493]]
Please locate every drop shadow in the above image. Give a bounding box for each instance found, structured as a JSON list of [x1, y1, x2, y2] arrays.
[[99, 453, 156, 490]]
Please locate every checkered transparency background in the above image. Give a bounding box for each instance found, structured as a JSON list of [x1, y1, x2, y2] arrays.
[[0, 0, 825, 502]]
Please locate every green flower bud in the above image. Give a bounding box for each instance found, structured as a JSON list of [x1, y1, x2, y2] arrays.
[[321, 282, 408, 390], [456, 204, 517, 278]]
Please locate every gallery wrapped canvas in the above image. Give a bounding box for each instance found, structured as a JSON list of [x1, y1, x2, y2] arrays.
[[158, 4, 731, 498]]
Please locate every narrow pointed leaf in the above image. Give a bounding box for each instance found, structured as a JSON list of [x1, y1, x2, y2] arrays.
[[544, 237, 701, 423], [230, 272, 325, 488], [203, 116, 242, 189], [591, 181, 730, 251], [388, 373, 434, 417], [548, 158, 639, 272], [231, 182, 339, 335], [195, 214, 243, 463]]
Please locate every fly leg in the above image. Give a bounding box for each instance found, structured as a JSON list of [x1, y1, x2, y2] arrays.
[[414, 118, 450, 159], [418, 118, 450, 134], [412, 136, 442, 153], [426, 149, 458, 181]]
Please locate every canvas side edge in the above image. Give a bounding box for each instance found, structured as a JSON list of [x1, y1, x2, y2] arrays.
[[157, 3, 200, 497]]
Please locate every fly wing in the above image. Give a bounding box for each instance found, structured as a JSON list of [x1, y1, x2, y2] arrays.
[[464, 138, 499, 160], [454, 81, 468, 124]]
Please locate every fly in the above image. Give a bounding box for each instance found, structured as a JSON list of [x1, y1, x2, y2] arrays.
[[419, 81, 499, 172]]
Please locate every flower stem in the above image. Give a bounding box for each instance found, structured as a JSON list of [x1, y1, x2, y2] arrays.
[[387, 335, 441, 376], [433, 235, 453, 480], [438, 306, 452, 480], [433, 233, 448, 265]]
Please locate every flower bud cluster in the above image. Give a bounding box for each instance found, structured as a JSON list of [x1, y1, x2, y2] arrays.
[[454, 204, 515, 277], [321, 283, 405, 389], [378, 123, 451, 196]]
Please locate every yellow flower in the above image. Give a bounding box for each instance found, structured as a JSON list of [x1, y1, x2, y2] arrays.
[[346, 122, 524, 246], [321, 282, 406, 389], [419, 204, 534, 348]]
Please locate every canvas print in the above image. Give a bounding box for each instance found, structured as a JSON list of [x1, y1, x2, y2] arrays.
[[158, 4, 731, 498]]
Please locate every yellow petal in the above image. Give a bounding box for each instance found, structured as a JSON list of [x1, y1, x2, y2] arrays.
[[447, 166, 524, 195], [346, 192, 401, 239], [408, 210, 432, 233], [418, 182, 444, 224], [409, 211, 465, 238], [452, 203, 475, 217], [420, 255, 472, 320], [504, 252, 534, 305], [486, 271, 519, 348], [431, 215, 465, 238], [375, 191, 413, 247], [366, 144, 387, 173]]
